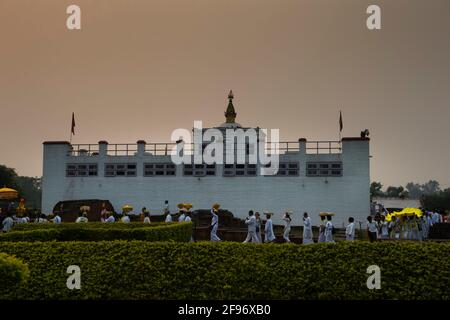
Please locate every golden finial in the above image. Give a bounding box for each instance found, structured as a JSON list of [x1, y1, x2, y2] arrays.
[[225, 90, 237, 123]]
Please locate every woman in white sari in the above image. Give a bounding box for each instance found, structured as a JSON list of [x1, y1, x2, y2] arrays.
[[302, 212, 314, 244], [210, 204, 221, 242], [318, 215, 326, 243], [282, 211, 292, 243], [264, 212, 275, 243]]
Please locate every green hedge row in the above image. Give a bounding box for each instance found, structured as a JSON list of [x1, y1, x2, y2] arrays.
[[0, 241, 448, 300], [0, 222, 192, 242], [12, 221, 171, 231], [0, 253, 29, 292]]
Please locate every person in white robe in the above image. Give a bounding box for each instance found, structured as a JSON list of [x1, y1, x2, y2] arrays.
[[35, 214, 49, 224], [75, 212, 88, 223], [255, 212, 262, 243], [243, 211, 259, 243], [2, 213, 14, 232], [178, 209, 186, 223], [427, 212, 433, 228], [143, 211, 151, 224], [421, 214, 429, 239], [52, 213, 62, 224], [345, 217, 355, 241], [15, 215, 26, 224], [393, 216, 402, 240], [121, 214, 131, 223], [210, 207, 221, 241], [165, 211, 172, 223], [302, 212, 314, 244], [282, 211, 292, 243], [163, 200, 170, 215], [105, 212, 115, 223], [380, 215, 389, 239], [318, 215, 326, 243], [264, 212, 275, 243], [324, 215, 335, 243], [19, 216, 29, 224]]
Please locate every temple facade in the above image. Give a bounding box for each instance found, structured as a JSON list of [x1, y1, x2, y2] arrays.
[[42, 92, 370, 226]]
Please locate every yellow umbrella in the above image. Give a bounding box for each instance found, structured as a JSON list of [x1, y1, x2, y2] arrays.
[[319, 212, 335, 217], [390, 208, 422, 218], [0, 187, 19, 200], [122, 205, 133, 212], [80, 205, 91, 212]]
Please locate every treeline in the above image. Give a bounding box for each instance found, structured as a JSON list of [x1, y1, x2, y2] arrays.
[[0, 165, 41, 209], [370, 180, 443, 199], [371, 180, 450, 211]]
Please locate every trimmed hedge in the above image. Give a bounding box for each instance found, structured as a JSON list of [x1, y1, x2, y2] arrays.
[[0, 253, 29, 291], [0, 241, 448, 300], [0, 222, 192, 242], [12, 222, 171, 231]]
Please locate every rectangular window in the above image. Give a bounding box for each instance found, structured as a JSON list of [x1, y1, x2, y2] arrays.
[[66, 164, 98, 177], [306, 162, 343, 177], [144, 163, 176, 176], [222, 163, 258, 177], [263, 162, 299, 176], [105, 163, 137, 177], [184, 163, 216, 176]]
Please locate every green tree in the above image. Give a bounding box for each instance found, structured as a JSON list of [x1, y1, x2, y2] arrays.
[[405, 182, 422, 199], [370, 181, 384, 197], [0, 165, 42, 210], [0, 165, 19, 190], [386, 186, 405, 198], [15, 176, 42, 209], [421, 180, 440, 195], [422, 189, 450, 211]]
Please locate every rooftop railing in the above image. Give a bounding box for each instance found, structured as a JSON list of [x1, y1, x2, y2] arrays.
[[68, 140, 342, 157], [68, 144, 100, 156], [306, 141, 341, 154]]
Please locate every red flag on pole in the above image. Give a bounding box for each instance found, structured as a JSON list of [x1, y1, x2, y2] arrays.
[[339, 111, 343, 132], [71, 112, 76, 135]]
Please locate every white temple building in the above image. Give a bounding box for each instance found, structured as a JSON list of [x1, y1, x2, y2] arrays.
[[42, 92, 370, 226]]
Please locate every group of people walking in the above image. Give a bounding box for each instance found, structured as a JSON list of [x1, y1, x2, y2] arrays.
[[1, 211, 63, 232], [366, 211, 442, 242], [209, 209, 338, 244]]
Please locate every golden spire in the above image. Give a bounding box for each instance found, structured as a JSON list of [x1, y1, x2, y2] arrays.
[[224, 90, 237, 123]]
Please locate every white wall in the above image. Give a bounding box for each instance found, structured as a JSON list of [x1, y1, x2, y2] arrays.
[[42, 139, 370, 227]]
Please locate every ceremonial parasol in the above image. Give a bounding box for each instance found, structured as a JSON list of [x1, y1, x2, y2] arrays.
[[177, 203, 185, 210], [122, 205, 133, 213], [319, 212, 335, 217], [0, 187, 19, 200], [80, 205, 91, 212]]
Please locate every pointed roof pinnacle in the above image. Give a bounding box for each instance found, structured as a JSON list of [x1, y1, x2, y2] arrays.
[[225, 90, 237, 123]]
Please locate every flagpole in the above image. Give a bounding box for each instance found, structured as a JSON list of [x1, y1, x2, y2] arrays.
[[338, 110, 342, 150], [70, 112, 75, 144]]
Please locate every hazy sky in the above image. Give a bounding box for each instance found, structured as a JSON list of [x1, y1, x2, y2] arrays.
[[0, 0, 449, 188]]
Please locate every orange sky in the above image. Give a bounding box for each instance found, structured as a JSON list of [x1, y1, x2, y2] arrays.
[[0, 0, 450, 188]]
